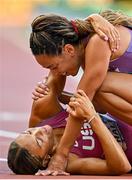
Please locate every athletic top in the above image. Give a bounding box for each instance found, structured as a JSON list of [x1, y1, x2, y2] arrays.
[[109, 28, 132, 73], [37, 110, 132, 165]]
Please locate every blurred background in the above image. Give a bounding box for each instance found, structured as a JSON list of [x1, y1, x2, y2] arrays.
[[0, 0, 132, 129]]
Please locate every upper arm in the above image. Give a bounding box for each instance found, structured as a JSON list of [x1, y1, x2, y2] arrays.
[[77, 34, 111, 100], [67, 157, 112, 175]]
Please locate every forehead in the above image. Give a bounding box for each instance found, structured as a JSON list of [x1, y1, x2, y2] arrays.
[[15, 134, 38, 153], [35, 54, 59, 67], [16, 134, 35, 149]]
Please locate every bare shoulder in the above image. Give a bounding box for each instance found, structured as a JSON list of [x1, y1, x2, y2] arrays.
[[85, 33, 110, 52]]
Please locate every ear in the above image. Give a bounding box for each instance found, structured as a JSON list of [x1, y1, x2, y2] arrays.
[[63, 44, 75, 56]]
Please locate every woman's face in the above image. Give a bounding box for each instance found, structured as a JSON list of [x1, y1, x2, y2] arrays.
[[15, 125, 54, 159], [35, 44, 82, 76]]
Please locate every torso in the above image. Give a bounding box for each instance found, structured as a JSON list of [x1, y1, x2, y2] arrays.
[[37, 110, 132, 165]]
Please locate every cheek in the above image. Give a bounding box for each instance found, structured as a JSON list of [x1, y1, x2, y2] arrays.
[[58, 57, 78, 73], [41, 137, 51, 152]]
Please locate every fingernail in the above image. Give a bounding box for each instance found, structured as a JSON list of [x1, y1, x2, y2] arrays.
[[40, 94, 44, 97], [44, 93, 48, 95], [46, 87, 49, 91], [41, 84, 46, 88], [104, 36, 108, 41]]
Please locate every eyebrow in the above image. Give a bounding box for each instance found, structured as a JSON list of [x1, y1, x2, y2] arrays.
[[21, 132, 42, 148]]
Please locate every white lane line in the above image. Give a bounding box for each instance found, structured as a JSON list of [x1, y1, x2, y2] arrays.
[[0, 158, 7, 162], [0, 130, 19, 139], [0, 112, 28, 121]]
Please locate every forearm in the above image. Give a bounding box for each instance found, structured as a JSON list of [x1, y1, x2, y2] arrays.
[[45, 71, 66, 96], [90, 114, 131, 174], [56, 115, 83, 156]]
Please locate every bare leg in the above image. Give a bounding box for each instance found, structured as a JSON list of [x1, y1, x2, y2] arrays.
[[94, 72, 132, 125], [29, 91, 63, 128]]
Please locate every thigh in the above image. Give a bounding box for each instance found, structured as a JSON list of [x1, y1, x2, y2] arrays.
[[94, 72, 132, 125], [99, 72, 132, 104]]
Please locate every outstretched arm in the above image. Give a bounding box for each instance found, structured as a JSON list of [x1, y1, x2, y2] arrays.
[[66, 90, 131, 175], [38, 90, 131, 176], [29, 71, 66, 127]]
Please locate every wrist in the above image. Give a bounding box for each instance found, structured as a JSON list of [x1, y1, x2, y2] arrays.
[[56, 146, 69, 158], [85, 112, 99, 124], [87, 14, 99, 22]]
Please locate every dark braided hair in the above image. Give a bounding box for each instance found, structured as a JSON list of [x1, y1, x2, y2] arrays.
[[7, 141, 45, 174], [30, 10, 132, 56], [30, 14, 91, 56]]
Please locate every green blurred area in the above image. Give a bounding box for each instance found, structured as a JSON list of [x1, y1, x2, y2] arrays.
[[33, 0, 132, 19], [1, 0, 131, 27]]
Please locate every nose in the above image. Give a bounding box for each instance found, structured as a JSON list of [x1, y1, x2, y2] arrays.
[[32, 128, 44, 136]]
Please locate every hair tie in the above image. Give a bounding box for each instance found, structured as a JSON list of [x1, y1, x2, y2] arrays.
[[71, 20, 79, 34]]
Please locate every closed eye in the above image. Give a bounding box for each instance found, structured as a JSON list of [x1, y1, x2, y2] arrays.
[[46, 64, 58, 70], [36, 137, 43, 148], [21, 130, 31, 134]]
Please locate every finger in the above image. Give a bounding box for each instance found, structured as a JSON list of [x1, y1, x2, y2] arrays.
[[74, 91, 88, 101], [39, 84, 49, 91], [52, 171, 58, 176], [107, 28, 120, 52], [110, 29, 120, 50], [52, 171, 70, 176], [32, 91, 44, 98], [91, 21, 108, 41], [70, 96, 76, 102], [69, 101, 80, 108], [37, 82, 49, 91], [77, 89, 88, 98], [90, 20, 99, 32], [42, 76, 48, 84], [66, 104, 74, 114], [62, 171, 70, 176], [35, 87, 46, 94], [96, 28, 108, 41], [66, 106, 76, 117], [68, 102, 81, 117], [36, 170, 52, 176], [32, 95, 39, 100], [108, 31, 117, 52], [35, 171, 45, 176]]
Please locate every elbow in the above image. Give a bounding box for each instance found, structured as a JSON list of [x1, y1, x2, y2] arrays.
[[109, 163, 132, 176]]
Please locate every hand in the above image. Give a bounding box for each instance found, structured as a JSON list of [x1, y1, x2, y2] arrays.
[[32, 77, 50, 100], [35, 153, 69, 176], [86, 14, 120, 52], [67, 89, 96, 120]]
